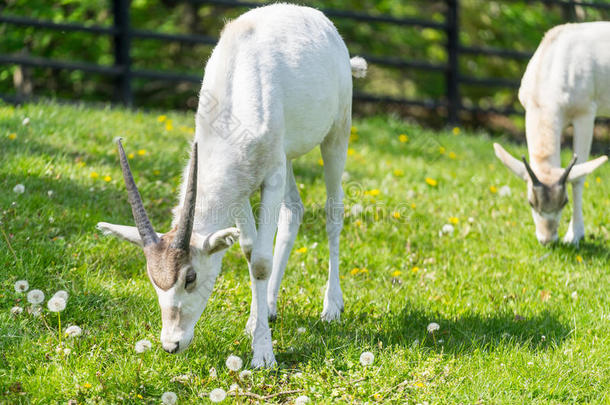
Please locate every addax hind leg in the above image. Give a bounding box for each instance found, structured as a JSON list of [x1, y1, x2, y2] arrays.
[[267, 161, 304, 321], [320, 121, 349, 322], [249, 161, 286, 368], [564, 111, 595, 245]]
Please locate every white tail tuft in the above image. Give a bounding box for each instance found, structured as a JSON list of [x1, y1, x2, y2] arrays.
[[350, 56, 367, 78]]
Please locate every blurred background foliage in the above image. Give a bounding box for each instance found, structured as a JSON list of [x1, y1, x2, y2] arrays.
[[1, 0, 609, 132]]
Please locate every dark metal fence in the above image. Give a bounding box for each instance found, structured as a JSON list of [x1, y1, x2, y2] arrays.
[[1, 0, 610, 125]]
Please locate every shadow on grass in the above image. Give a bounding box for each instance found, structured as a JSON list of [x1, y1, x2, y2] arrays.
[[549, 239, 610, 260]]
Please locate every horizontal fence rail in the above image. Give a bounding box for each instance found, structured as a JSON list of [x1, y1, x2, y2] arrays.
[[1, 0, 609, 127]]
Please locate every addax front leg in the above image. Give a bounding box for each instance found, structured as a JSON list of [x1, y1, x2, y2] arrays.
[[563, 179, 586, 245]]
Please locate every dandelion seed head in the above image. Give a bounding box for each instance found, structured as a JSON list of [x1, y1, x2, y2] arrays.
[[27, 289, 45, 305], [22, 117, 30, 126], [359, 351, 375, 366], [14, 280, 29, 293], [441, 224, 454, 235], [13, 184, 25, 194], [161, 391, 177, 405], [239, 370, 252, 381], [209, 388, 226, 402], [225, 354, 243, 371], [571, 291, 578, 300], [427, 322, 440, 333], [47, 296, 66, 312], [229, 383, 239, 393], [53, 290, 69, 301], [209, 367, 217, 379], [297, 327, 306, 334], [135, 339, 152, 353], [63, 348, 71, 356], [295, 395, 311, 405], [11, 306, 23, 315], [498, 185, 511, 197], [65, 325, 82, 338]]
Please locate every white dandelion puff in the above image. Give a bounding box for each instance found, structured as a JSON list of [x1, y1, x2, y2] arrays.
[[47, 296, 66, 312], [13, 184, 25, 194], [440, 224, 454, 236], [63, 348, 71, 356], [359, 351, 375, 366], [427, 322, 440, 333], [161, 391, 178, 405], [295, 395, 311, 405], [293, 372, 303, 379], [208, 367, 217, 379], [468, 217, 475, 223], [22, 117, 30, 126], [239, 370, 252, 381], [11, 306, 23, 315], [53, 290, 69, 301], [228, 383, 239, 393], [498, 185, 511, 197], [47, 190, 54, 197], [571, 291, 578, 300], [135, 339, 152, 353], [297, 327, 306, 334], [170, 374, 191, 384], [209, 388, 226, 403], [225, 354, 243, 371], [27, 289, 45, 305], [65, 325, 82, 338], [14, 280, 29, 293]]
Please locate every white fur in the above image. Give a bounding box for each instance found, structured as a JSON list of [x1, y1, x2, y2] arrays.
[[495, 22, 609, 245], [101, 4, 366, 367]]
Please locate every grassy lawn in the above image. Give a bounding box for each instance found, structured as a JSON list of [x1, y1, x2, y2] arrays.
[[1, 101, 609, 404]]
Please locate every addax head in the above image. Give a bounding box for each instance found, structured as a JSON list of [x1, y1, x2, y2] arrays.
[[493, 143, 607, 245], [97, 139, 239, 354]]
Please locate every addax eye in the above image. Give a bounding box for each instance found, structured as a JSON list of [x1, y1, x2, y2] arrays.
[[185, 268, 197, 289]]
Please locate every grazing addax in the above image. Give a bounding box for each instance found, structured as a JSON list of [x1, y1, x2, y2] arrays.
[[97, 4, 367, 367], [494, 22, 608, 245]]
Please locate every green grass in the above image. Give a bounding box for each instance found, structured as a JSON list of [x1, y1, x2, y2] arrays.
[[1, 102, 609, 404]]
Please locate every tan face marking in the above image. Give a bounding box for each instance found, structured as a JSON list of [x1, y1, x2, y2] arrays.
[[143, 228, 190, 291]]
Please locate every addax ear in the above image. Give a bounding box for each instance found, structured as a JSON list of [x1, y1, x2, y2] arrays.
[[567, 155, 608, 183], [97, 222, 164, 247], [493, 143, 528, 181], [192, 228, 240, 255]]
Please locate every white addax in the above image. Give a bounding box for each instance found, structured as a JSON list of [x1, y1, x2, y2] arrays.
[[97, 4, 366, 368], [494, 22, 609, 245]]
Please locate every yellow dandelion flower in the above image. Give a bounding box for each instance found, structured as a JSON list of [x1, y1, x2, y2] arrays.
[[157, 115, 167, 122], [584, 181, 589, 188], [128, 153, 135, 159], [350, 267, 360, 275], [490, 185, 498, 193], [360, 268, 369, 274], [415, 381, 425, 388], [355, 219, 362, 227], [165, 120, 173, 131], [137, 149, 146, 156], [411, 266, 419, 273], [136, 394, 143, 399], [392, 211, 401, 219], [374, 393, 382, 400], [576, 255, 583, 264], [448, 151, 457, 159], [295, 247, 307, 254], [103, 176, 112, 182], [399, 134, 408, 143], [393, 168, 404, 177], [83, 382, 92, 389], [596, 176, 601, 183], [8, 133, 17, 140], [439, 146, 446, 154], [410, 203, 416, 208], [368, 189, 380, 197], [347, 148, 355, 156], [425, 178, 438, 187], [449, 216, 459, 224], [318, 158, 324, 166], [351, 126, 358, 134], [90, 172, 99, 179], [452, 127, 460, 135], [391, 270, 401, 277]]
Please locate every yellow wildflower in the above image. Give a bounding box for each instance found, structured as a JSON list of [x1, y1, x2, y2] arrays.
[[350, 267, 359, 275], [103, 176, 112, 182], [157, 115, 167, 122], [410, 203, 416, 209], [584, 181, 589, 188], [414, 381, 425, 388], [90, 172, 99, 179], [8, 133, 17, 140], [392, 211, 401, 219], [295, 247, 307, 254], [452, 127, 460, 135], [136, 394, 143, 399], [360, 268, 369, 274], [368, 189, 380, 197], [351, 126, 358, 134], [576, 255, 583, 264], [439, 146, 446, 154], [318, 158, 324, 166], [165, 120, 173, 131], [137, 149, 146, 156], [411, 266, 420, 273], [449, 216, 459, 224], [425, 177, 438, 187], [596, 176, 601, 183], [391, 270, 401, 277], [393, 168, 404, 177], [83, 382, 92, 389], [490, 185, 498, 193], [128, 153, 135, 159], [448, 151, 457, 159], [399, 134, 408, 143], [355, 219, 362, 227], [347, 148, 355, 156]]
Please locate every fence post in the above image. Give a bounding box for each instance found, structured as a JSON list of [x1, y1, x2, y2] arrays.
[[445, 0, 459, 126], [113, 0, 132, 105]]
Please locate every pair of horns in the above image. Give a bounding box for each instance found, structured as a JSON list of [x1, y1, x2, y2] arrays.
[[521, 155, 577, 187], [116, 138, 198, 250]]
